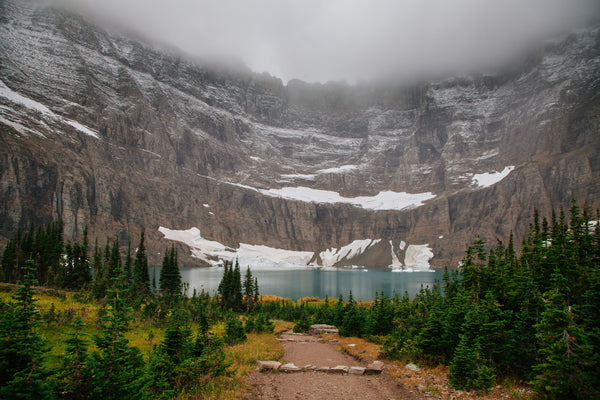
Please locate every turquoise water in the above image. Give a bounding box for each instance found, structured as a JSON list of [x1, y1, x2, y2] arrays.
[[174, 266, 444, 301]]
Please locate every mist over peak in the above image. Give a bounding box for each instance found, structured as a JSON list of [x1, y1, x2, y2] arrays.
[[50, 0, 600, 84]]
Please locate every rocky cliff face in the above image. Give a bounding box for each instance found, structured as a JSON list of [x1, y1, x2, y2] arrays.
[[1, 0, 599, 267]]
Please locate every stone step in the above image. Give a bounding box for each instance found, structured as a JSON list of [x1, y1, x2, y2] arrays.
[[256, 360, 382, 375]]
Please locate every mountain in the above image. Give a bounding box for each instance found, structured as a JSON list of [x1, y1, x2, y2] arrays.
[[1, 0, 599, 268]]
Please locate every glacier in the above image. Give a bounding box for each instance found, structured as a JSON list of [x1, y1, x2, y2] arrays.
[[159, 226, 434, 271]]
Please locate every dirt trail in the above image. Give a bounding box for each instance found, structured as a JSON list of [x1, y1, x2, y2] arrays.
[[245, 331, 423, 400]]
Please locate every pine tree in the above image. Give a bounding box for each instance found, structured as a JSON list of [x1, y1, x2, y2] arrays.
[[254, 276, 260, 304], [85, 277, 148, 399], [133, 231, 150, 297], [340, 291, 365, 337], [218, 261, 233, 309], [232, 259, 243, 311], [217, 260, 244, 311], [225, 314, 246, 345], [54, 316, 89, 399], [91, 240, 106, 299], [243, 266, 255, 312], [1, 237, 17, 282], [124, 240, 132, 285], [161, 308, 192, 364], [107, 239, 121, 280], [159, 245, 182, 300], [532, 269, 597, 399], [0, 259, 53, 399], [76, 226, 92, 288]]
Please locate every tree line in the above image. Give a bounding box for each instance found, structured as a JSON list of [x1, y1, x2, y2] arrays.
[[0, 222, 271, 399], [258, 201, 600, 398]]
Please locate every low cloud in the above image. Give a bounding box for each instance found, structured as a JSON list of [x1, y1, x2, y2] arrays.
[[55, 0, 599, 83]]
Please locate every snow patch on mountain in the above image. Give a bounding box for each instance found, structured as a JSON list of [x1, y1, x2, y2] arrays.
[[318, 165, 360, 174], [403, 244, 435, 272], [319, 239, 381, 266], [159, 226, 434, 270], [1, 79, 99, 139], [259, 187, 436, 211], [158, 227, 236, 265], [237, 244, 314, 269], [0, 80, 52, 115], [389, 240, 402, 268], [0, 115, 35, 136], [64, 120, 99, 139], [472, 166, 515, 188]]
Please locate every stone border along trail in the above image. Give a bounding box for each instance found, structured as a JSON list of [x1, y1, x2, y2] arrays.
[[245, 328, 422, 400]]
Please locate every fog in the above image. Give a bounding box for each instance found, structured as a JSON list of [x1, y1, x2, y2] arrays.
[[55, 0, 599, 84]]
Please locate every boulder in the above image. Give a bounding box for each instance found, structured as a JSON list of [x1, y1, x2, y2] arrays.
[[405, 363, 420, 371], [257, 360, 281, 371]]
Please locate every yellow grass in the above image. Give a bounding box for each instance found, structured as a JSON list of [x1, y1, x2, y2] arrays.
[[258, 294, 291, 302], [334, 335, 382, 362]]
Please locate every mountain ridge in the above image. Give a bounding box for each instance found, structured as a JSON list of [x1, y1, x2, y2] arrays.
[[1, 0, 599, 267]]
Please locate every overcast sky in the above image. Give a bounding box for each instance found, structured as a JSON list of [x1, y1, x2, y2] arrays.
[[56, 0, 599, 84]]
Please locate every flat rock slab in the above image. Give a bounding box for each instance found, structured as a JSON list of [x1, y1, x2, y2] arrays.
[[279, 330, 317, 342], [280, 363, 302, 372], [329, 365, 350, 374], [349, 366, 366, 375], [309, 324, 339, 335], [365, 361, 384, 375], [257, 360, 282, 371]]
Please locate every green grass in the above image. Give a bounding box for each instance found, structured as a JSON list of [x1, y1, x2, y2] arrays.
[[1, 283, 286, 399]]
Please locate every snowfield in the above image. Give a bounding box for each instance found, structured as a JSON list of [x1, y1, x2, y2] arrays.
[[258, 187, 436, 211], [159, 226, 434, 271], [318, 239, 381, 266], [0, 79, 100, 139], [472, 166, 515, 188]]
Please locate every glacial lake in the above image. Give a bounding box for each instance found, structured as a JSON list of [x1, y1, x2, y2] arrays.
[[166, 266, 445, 301]]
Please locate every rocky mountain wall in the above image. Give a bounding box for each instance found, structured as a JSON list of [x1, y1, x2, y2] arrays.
[[0, 0, 599, 266]]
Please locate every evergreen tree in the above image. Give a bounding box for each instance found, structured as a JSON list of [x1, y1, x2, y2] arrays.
[[225, 314, 246, 345], [254, 277, 260, 304], [91, 240, 106, 299], [217, 261, 232, 308], [243, 266, 255, 312], [1, 237, 17, 282], [161, 308, 192, 365], [0, 259, 52, 399], [532, 269, 597, 399], [232, 259, 243, 310], [448, 335, 495, 391], [124, 240, 132, 286], [75, 226, 92, 288], [85, 277, 147, 399], [107, 239, 121, 280], [217, 260, 243, 311], [340, 291, 365, 337], [54, 316, 89, 399], [159, 245, 182, 300], [133, 231, 150, 296]]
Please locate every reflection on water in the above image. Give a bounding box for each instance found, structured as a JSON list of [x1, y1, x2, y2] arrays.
[[177, 266, 444, 301]]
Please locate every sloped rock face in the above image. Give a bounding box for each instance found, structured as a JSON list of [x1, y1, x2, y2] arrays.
[[0, 0, 599, 266]]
